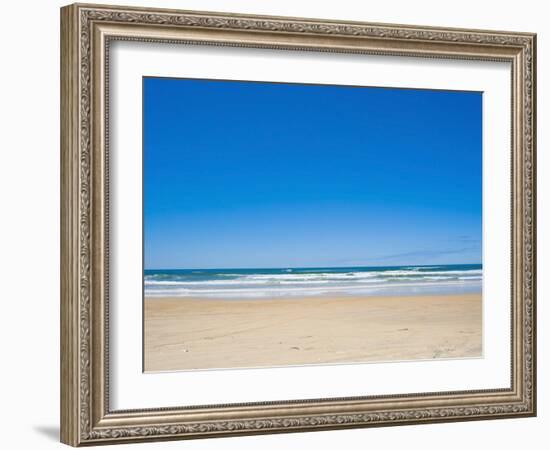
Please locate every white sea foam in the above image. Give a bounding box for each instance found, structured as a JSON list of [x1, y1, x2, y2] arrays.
[[145, 280, 481, 298], [144, 266, 483, 298]]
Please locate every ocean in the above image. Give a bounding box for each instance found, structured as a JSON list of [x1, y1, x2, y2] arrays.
[[144, 264, 482, 298]]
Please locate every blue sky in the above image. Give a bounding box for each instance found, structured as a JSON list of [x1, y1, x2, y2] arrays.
[[143, 77, 482, 269]]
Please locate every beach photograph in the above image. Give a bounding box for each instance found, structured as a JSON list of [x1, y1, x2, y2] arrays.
[[143, 77, 482, 372]]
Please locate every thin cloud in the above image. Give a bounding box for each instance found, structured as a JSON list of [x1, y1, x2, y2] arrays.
[[455, 235, 481, 244], [369, 247, 479, 262], [334, 246, 480, 266]]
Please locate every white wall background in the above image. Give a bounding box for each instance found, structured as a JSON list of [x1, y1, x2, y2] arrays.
[[0, 1, 545, 449]]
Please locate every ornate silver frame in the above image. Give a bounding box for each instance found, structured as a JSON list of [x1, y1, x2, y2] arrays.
[[60, 3, 536, 446]]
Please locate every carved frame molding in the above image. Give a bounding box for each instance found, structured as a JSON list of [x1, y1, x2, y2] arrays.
[[61, 3, 536, 446]]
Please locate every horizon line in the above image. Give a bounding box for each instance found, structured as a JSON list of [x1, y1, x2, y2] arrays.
[[144, 262, 483, 271]]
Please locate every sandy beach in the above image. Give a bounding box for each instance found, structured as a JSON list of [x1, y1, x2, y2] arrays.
[[144, 293, 481, 372]]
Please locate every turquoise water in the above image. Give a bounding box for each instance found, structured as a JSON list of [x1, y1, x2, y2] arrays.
[[144, 264, 482, 298]]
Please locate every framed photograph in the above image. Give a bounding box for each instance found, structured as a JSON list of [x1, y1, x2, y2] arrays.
[[60, 3, 537, 446]]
